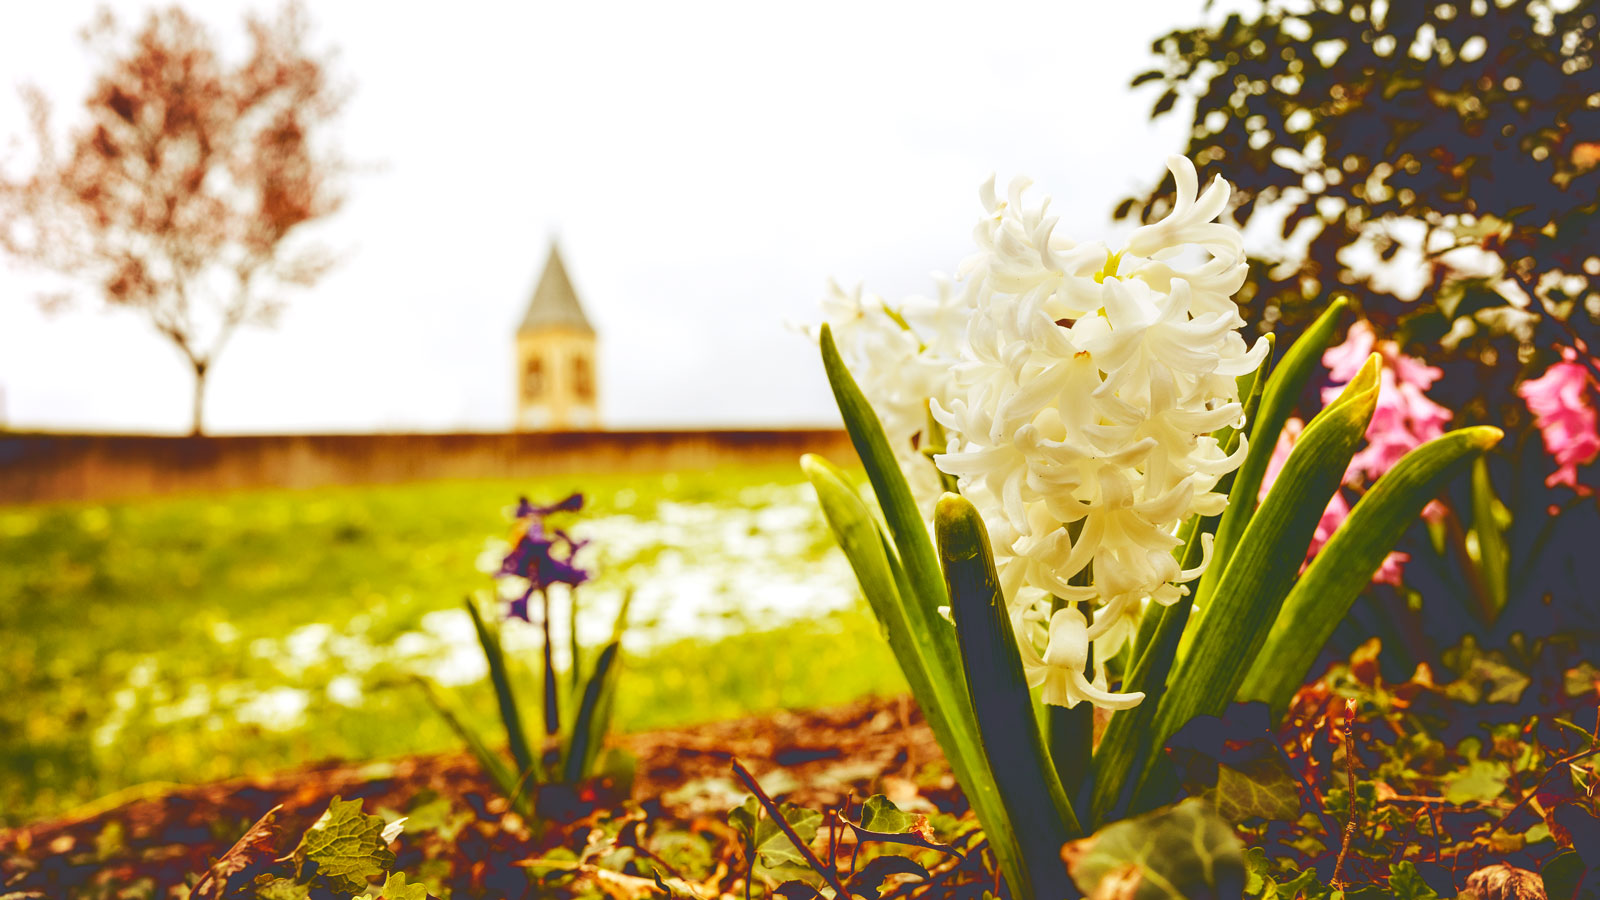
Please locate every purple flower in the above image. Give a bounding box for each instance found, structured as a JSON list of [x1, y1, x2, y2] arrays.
[[515, 492, 585, 519], [497, 493, 592, 621]]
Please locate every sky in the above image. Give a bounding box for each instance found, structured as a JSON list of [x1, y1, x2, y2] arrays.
[[0, 1, 1217, 433]]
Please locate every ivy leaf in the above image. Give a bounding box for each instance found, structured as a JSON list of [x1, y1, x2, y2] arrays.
[[1442, 638, 1530, 704], [1541, 851, 1587, 900], [292, 796, 398, 894], [844, 793, 954, 858], [252, 876, 313, 900], [753, 803, 824, 869], [728, 796, 759, 848], [1443, 757, 1510, 806], [1565, 662, 1600, 698], [1386, 861, 1440, 900], [1215, 759, 1301, 824], [774, 882, 824, 900], [1243, 847, 1270, 895], [1164, 704, 1301, 824], [1060, 798, 1245, 900], [847, 855, 929, 900], [1268, 868, 1324, 900], [730, 794, 825, 882], [380, 872, 430, 899], [858, 795, 913, 833]]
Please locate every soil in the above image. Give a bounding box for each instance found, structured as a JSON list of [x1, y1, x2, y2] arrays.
[[0, 695, 958, 899]]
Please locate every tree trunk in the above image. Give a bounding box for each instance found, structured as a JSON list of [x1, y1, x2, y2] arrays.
[[190, 361, 208, 436]]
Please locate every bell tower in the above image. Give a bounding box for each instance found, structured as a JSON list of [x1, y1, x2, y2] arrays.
[[516, 243, 598, 430]]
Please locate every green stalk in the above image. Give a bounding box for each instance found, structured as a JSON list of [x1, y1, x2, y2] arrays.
[[539, 588, 560, 779], [1089, 526, 1207, 824], [937, 494, 1080, 900], [820, 324, 949, 618], [563, 641, 620, 785], [1239, 426, 1502, 713], [803, 456, 1024, 889], [1089, 350, 1267, 825], [414, 677, 532, 818], [1190, 300, 1348, 614], [1470, 455, 1509, 623], [1136, 355, 1383, 813], [568, 585, 582, 703], [463, 597, 536, 780]]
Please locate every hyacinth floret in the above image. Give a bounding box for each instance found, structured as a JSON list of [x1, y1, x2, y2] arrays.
[[820, 277, 971, 514], [498, 492, 591, 621], [928, 156, 1267, 710]]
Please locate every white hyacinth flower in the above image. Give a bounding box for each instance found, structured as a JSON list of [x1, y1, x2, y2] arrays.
[[819, 156, 1264, 710], [819, 277, 972, 516], [933, 156, 1265, 709]]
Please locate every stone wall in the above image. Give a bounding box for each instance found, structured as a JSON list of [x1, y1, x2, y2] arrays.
[[0, 429, 857, 505]]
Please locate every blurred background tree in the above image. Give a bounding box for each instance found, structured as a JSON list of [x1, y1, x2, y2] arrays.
[[0, 2, 348, 434], [1124, 0, 1600, 663]]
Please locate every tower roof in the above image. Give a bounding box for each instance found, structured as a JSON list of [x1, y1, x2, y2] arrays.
[[519, 243, 595, 335]]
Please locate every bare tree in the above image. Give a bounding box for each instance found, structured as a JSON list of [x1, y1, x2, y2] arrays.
[[0, 3, 348, 434]]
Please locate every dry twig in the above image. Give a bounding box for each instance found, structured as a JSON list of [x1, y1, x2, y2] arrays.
[[1331, 699, 1361, 889], [731, 759, 850, 899]]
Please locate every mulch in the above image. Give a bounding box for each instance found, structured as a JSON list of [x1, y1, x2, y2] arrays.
[[1, 695, 957, 898]]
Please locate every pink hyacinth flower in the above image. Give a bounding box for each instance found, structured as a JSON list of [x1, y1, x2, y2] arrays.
[[1259, 417, 1409, 580], [1518, 357, 1600, 493], [1321, 321, 1452, 486], [1262, 316, 1454, 589]]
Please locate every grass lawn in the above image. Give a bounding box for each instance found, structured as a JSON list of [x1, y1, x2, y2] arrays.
[[0, 465, 903, 826]]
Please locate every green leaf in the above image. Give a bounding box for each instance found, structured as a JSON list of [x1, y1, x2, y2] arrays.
[[1140, 355, 1381, 811], [380, 872, 430, 899], [814, 325, 1041, 898], [730, 795, 827, 879], [845, 795, 955, 857], [1470, 456, 1509, 622], [936, 493, 1079, 900], [1442, 636, 1531, 704], [1060, 798, 1245, 900], [252, 876, 312, 900], [1386, 861, 1440, 900], [1214, 760, 1301, 825], [818, 324, 948, 621], [562, 640, 620, 785], [848, 855, 930, 900], [1444, 757, 1509, 806], [1541, 850, 1586, 900], [1553, 717, 1600, 749], [1090, 598, 1194, 825], [801, 455, 1019, 891], [1238, 426, 1503, 713], [463, 597, 536, 780], [412, 677, 530, 818], [754, 803, 824, 869], [858, 794, 913, 833], [1565, 662, 1600, 698], [1198, 298, 1347, 601], [292, 796, 398, 894], [801, 457, 972, 768], [728, 795, 759, 847]]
